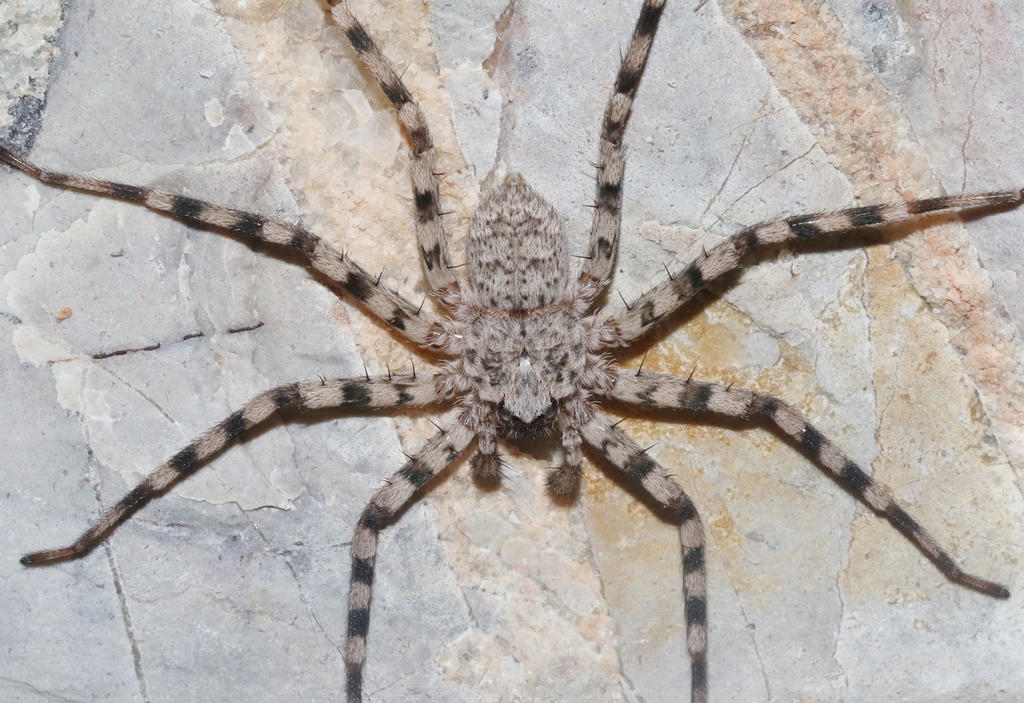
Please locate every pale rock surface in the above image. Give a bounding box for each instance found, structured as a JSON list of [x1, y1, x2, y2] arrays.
[[1, 0, 1023, 701]]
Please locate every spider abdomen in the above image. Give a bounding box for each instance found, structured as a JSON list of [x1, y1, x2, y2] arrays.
[[467, 173, 569, 311]]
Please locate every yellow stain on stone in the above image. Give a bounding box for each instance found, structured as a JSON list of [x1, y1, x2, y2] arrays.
[[211, 0, 476, 376], [719, 0, 1024, 477], [843, 244, 1014, 603], [709, 0, 1021, 610], [583, 463, 687, 633], [581, 286, 840, 665]]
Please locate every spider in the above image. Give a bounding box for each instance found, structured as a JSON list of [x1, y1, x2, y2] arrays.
[[3, 0, 1021, 700]]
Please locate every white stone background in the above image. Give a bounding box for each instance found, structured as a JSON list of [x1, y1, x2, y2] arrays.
[[2, 0, 1023, 701]]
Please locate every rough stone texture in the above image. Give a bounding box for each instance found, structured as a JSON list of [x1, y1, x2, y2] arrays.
[[1, 0, 1022, 701]]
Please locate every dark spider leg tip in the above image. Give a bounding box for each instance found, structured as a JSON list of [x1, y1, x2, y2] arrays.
[[960, 573, 1011, 600], [20, 546, 79, 565]]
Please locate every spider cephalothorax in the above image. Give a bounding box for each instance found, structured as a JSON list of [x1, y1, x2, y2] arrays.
[[5, 0, 1018, 701]]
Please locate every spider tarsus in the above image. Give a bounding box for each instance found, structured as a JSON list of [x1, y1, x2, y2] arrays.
[[958, 572, 1011, 599], [988, 583, 1012, 600], [226, 321, 265, 334], [92, 342, 161, 360], [20, 546, 79, 566]]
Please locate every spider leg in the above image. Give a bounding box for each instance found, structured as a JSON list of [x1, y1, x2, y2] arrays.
[[344, 418, 474, 703], [327, 0, 460, 302], [20, 374, 445, 566], [578, 0, 668, 302], [469, 416, 502, 487], [0, 146, 442, 346], [580, 412, 709, 703], [606, 190, 1024, 345], [548, 416, 585, 499], [608, 369, 1011, 598]]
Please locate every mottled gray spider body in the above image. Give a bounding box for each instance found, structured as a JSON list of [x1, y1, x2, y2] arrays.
[[4, 0, 1020, 701], [461, 174, 589, 443]]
